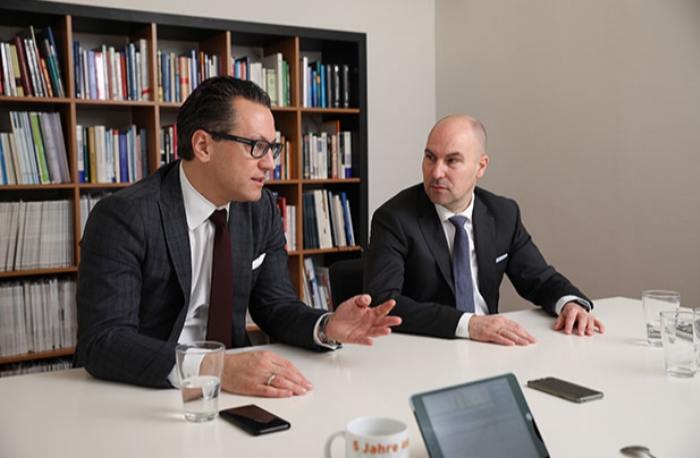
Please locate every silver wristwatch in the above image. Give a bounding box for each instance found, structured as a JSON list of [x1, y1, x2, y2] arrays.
[[318, 313, 341, 347]]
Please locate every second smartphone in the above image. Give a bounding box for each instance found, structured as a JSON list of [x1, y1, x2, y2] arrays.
[[220, 404, 291, 435], [527, 377, 604, 403]]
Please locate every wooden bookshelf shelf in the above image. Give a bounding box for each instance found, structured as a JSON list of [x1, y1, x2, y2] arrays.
[[0, 0, 367, 371]]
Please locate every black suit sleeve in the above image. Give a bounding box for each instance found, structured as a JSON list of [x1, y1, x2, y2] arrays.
[[75, 195, 179, 388], [494, 199, 591, 315], [365, 205, 463, 339]]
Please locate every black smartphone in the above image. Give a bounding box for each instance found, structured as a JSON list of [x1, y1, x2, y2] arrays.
[[219, 404, 291, 435], [527, 377, 603, 403]]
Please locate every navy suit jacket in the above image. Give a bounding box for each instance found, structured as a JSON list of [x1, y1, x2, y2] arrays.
[[365, 184, 590, 338], [75, 161, 325, 388]]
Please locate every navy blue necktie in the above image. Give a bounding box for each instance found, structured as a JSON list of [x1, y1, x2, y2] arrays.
[[449, 215, 475, 313], [206, 209, 233, 348]]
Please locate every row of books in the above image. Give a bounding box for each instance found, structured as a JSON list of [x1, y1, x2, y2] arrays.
[[0, 26, 66, 98], [0, 200, 75, 273], [302, 130, 353, 179], [73, 39, 151, 101], [302, 190, 356, 250], [158, 50, 222, 103], [79, 193, 112, 238], [300, 58, 351, 109], [272, 194, 297, 252], [301, 257, 332, 311], [0, 357, 72, 378], [270, 133, 292, 181], [76, 124, 148, 184], [160, 124, 178, 166], [0, 111, 70, 185], [0, 278, 77, 358], [230, 53, 291, 107]]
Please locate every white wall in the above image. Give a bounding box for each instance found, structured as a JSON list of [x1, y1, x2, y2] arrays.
[[44, 0, 435, 217], [436, 0, 700, 310]]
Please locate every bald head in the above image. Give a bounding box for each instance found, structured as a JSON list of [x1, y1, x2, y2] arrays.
[[428, 114, 487, 157]]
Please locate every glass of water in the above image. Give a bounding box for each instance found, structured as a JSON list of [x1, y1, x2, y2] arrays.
[[660, 310, 697, 378], [642, 290, 680, 346], [175, 341, 225, 422]]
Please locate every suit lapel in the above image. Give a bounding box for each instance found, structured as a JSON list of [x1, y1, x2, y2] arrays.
[[417, 190, 455, 295], [472, 194, 498, 313], [159, 163, 192, 313]]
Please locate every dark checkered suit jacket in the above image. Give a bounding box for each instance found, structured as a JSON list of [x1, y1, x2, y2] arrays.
[[75, 161, 325, 388], [365, 184, 591, 338]]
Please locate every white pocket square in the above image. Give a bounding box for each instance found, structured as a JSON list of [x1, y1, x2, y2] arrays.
[[252, 253, 266, 270], [496, 253, 508, 263]]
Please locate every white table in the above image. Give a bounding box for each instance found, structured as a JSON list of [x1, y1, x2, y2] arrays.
[[1, 297, 699, 457]]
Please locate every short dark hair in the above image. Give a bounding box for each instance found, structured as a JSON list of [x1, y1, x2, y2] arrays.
[[176, 76, 272, 160]]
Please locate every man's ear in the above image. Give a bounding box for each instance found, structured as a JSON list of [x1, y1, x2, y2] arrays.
[[191, 130, 211, 163], [476, 154, 489, 179]]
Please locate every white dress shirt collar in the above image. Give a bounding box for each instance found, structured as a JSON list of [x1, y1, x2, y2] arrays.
[[433, 192, 475, 223], [179, 162, 230, 227]]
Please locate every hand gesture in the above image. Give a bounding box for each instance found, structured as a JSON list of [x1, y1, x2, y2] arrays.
[[325, 294, 402, 345]]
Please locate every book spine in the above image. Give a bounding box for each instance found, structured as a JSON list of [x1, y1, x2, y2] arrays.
[[12, 37, 32, 96], [76, 125, 85, 183]]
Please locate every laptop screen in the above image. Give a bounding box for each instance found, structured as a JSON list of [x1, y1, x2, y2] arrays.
[[411, 373, 549, 458]]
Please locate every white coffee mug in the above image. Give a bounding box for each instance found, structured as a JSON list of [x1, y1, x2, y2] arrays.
[[325, 417, 409, 458]]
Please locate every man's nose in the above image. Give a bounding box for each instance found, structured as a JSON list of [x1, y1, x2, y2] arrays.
[[430, 161, 446, 179], [259, 149, 276, 171]]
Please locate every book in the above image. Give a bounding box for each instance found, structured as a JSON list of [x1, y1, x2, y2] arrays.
[[138, 39, 150, 101], [339, 192, 356, 246], [12, 36, 32, 96], [39, 26, 66, 98], [261, 53, 284, 107], [300, 56, 309, 107], [76, 125, 85, 183], [9, 44, 25, 97], [341, 64, 350, 108], [303, 257, 325, 310]]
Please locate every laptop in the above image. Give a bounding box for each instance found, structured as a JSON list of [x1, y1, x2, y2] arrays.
[[410, 373, 549, 458]]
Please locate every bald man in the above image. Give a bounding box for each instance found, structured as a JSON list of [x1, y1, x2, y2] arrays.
[[365, 114, 604, 346]]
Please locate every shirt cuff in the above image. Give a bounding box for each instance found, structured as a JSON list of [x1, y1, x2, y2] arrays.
[[166, 353, 205, 388], [455, 313, 474, 339], [313, 313, 341, 349], [555, 296, 592, 315]]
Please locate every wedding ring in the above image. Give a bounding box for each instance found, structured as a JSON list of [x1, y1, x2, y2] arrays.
[[266, 374, 276, 386], [497, 327, 505, 336]]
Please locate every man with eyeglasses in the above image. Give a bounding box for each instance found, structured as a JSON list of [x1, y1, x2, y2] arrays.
[[75, 76, 401, 397]]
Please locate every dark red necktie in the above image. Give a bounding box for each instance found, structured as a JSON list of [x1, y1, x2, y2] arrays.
[[206, 209, 233, 348]]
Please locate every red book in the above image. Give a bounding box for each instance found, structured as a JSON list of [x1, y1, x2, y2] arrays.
[[12, 36, 33, 96], [120, 54, 128, 100]]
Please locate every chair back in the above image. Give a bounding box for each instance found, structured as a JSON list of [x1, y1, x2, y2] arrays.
[[329, 259, 364, 309]]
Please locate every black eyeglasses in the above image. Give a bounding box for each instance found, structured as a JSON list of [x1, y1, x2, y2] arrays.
[[204, 130, 284, 159]]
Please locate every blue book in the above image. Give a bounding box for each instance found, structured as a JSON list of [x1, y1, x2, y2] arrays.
[[189, 49, 198, 91], [320, 64, 326, 108], [86, 50, 97, 99], [73, 41, 83, 98], [127, 43, 136, 100], [339, 192, 355, 246], [311, 70, 317, 108], [0, 137, 7, 185], [161, 52, 171, 102], [118, 134, 128, 183]]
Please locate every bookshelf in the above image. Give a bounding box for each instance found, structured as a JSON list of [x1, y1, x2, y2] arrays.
[[0, 0, 367, 372]]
